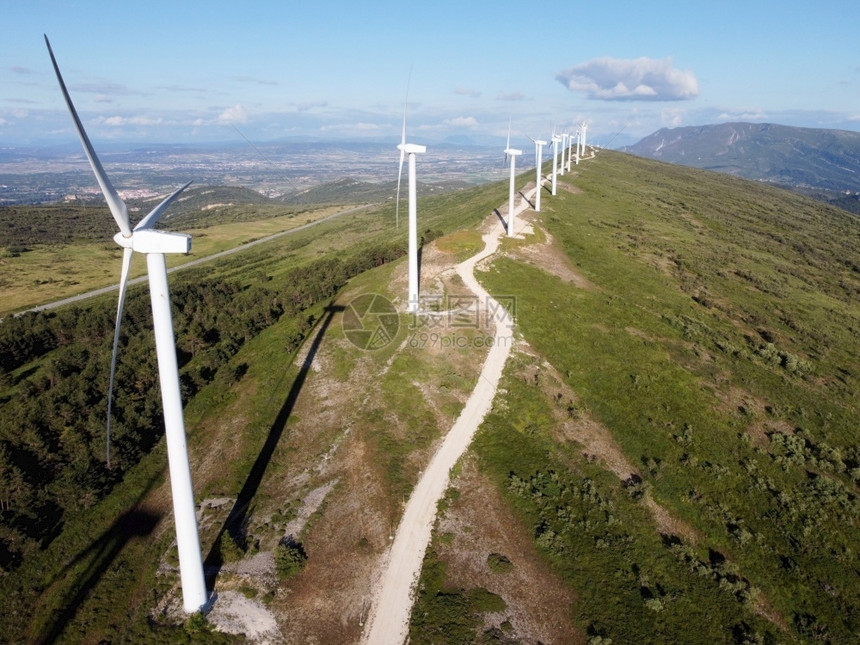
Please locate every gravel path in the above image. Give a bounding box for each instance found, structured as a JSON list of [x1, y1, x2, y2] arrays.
[[360, 186, 537, 645]]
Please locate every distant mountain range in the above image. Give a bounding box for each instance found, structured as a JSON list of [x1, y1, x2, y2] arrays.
[[622, 122, 860, 212]]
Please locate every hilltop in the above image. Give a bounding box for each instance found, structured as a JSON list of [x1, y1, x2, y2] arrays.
[[0, 151, 858, 643], [623, 122, 860, 212]]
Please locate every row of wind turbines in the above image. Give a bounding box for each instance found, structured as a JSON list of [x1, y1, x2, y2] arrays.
[[398, 106, 591, 314], [45, 32, 591, 615]]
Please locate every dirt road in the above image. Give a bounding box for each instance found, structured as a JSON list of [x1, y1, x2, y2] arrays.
[[360, 186, 538, 644]]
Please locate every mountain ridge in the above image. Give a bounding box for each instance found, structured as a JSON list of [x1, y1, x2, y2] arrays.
[[622, 122, 860, 196]]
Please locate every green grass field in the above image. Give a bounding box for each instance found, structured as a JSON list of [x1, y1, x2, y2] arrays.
[[2, 152, 858, 643]]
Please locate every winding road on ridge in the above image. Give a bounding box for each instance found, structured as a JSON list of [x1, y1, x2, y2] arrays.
[[24, 204, 371, 314], [360, 185, 539, 645]]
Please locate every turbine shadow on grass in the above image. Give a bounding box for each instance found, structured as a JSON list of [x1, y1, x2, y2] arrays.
[[39, 508, 160, 644], [204, 304, 345, 585]]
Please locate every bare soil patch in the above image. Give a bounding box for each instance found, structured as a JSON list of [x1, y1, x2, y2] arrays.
[[510, 223, 597, 289], [434, 457, 585, 644]]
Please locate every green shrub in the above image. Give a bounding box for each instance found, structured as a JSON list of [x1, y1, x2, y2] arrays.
[[487, 552, 514, 574], [274, 541, 307, 579]]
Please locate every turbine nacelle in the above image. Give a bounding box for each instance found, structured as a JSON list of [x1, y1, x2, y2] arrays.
[[397, 143, 426, 155], [113, 229, 191, 255], [504, 148, 522, 156]]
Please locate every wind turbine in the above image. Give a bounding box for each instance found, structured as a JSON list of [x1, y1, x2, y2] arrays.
[[395, 83, 426, 314], [559, 132, 568, 176], [581, 122, 588, 158], [550, 132, 560, 196], [528, 136, 547, 212], [45, 36, 208, 614], [568, 130, 576, 171], [503, 122, 522, 237]]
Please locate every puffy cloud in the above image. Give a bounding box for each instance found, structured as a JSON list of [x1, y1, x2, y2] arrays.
[[661, 108, 687, 128], [443, 116, 478, 128], [556, 57, 698, 101], [217, 104, 248, 124]]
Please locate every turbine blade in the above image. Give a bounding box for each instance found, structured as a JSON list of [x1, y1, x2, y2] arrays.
[[44, 35, 131, 237], [506, 118, 511, 150], [396, 148, 405, 228], [134, 181, 193, 231], [106, 246, 133, 470], [395, 72, 409, 228]]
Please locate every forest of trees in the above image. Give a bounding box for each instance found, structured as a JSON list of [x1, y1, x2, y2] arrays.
[[0, 238, 405, 575]]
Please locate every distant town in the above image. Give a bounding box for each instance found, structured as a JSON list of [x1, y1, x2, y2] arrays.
[[0, 141, 512, 205]]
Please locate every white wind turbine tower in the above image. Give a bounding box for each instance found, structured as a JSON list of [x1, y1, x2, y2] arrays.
[[45, 36, 208, 613], [503, 122, 522, 237], [581, 122, 588, 157], [559, 132, 568, 176], [528, 136, 547, 212], [567, 130, 575, 171], [550, 132, 560, 196], [395, 86, 426, 314], [575, 127, 581, 166]]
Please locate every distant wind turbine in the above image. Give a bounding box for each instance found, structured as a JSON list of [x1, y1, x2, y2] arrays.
[[528, 136, 547, 212], [550, 132, 560, 196], [559, 132, 568, 176], [395, 82, 426, 314], [567, 131, 575, 171], [45, 35, 208, 614], [503, 122, 522, 237]]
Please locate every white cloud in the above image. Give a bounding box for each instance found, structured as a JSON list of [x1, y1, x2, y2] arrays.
[[453, 87, 481, 98], [217, 104, 248, 124], [556, 57, 699, 101], [96, 115, 164, 127], [661, 108, 687, 128], [296, 100, 328, 112], [231, 75, 277, 86], [716, 108, 767, 121], [443, 116, 478, 129], [496, 91, 525, 101], [319, 122, 381, 133]]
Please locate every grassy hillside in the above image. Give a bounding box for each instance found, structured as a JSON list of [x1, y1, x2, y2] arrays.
[[2, 150, 858, 643], [423, 151, 858, 643], [0, 176, 505, 642]]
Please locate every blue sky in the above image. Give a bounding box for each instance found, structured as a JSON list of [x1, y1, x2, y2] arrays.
[[2, 0, 859, 148]]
